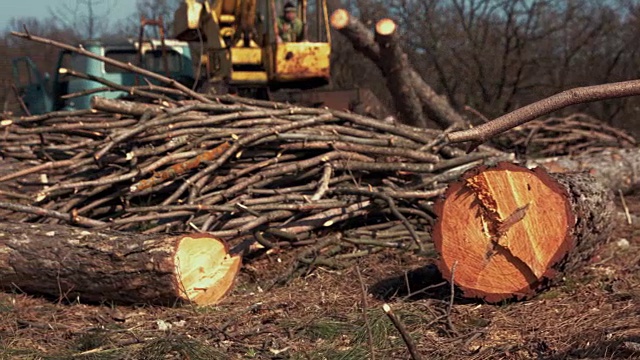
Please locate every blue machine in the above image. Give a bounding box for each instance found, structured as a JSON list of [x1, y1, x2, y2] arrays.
[[12, 39, 195, 115]]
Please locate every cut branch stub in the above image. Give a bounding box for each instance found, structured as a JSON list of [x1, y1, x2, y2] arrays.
[[375, 18, 396, 36], [329, 9, 350, 30], [432, 162, 614, 303]]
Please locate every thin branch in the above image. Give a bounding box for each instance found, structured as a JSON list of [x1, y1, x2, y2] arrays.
[[447, 79, 640, 149], [356, 264, 376, 360], [311, 164, 332, 201], [0, 201, 106, 227], [382, 303, 422, 360], [447, 261, 458, 335]]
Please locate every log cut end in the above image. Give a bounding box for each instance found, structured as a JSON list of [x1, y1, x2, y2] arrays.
[[375, 18, 397, 36], [174, 234, 241, 306], [330, 9, 350, 29], [433, 162, 577, 303]]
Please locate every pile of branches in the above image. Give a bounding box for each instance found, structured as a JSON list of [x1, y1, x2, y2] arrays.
[[2, 26, 639, 274], [0, 31, 504, 275], [494, 113, 637, 156], [0, 90, 510, 266]]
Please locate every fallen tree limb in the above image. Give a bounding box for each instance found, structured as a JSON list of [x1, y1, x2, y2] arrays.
[[130, 141, 232, 192], [60, 68, 174, 104], [0, 222, 241, 306], [374, 18, 425, 128], [330, 9, 465, 129], [91, 96, 168, 116], [0, 201, 106, 227], [447, 79, 640, 149]]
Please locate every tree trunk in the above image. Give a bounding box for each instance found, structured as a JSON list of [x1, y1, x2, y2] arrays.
[[0, 222, 241, 306], [432, 162, 614, 303], [374, 19, 425, 128], [330, 9, 466, 129], [524, 147, 640, 194]]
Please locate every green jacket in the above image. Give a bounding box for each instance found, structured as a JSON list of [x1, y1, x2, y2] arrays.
[[277, 17, 303, 42]]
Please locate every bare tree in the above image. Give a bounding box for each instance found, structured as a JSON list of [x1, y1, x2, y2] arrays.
[[136, 0, 181, 26], [110, 0, 181, 39], [49, 0, 117, 40], [0, 17, 78, 113]]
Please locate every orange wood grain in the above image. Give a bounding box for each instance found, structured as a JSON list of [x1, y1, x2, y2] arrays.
[[434, 162, 574, 302]]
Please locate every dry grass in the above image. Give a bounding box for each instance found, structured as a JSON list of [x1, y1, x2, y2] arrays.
[[1, 197, 640, 360]]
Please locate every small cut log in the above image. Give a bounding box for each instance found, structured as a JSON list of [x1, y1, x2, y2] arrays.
[[0, 222, 241, 306]]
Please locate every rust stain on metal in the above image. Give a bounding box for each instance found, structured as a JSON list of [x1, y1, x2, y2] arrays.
[[275, 43, 330, 80]]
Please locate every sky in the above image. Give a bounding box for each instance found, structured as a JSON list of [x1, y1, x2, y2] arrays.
[[0, 0, 138, 33]]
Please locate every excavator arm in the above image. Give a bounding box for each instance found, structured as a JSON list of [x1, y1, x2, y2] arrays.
[[174, 0, 265, 85], [238, 0, 257, 45]]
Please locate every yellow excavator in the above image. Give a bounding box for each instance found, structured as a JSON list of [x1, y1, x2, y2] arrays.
[[173, 0, 385, 115]]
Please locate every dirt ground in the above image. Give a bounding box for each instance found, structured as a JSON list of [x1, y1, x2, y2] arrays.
[[1, 194, 639, 360]]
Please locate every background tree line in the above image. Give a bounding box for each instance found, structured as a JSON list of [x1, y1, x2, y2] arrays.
[[330, 0, 640, 135], [3, 0, 640, 136], [0, 0, 180, 112]]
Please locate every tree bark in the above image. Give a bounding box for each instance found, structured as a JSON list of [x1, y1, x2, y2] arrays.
[[330, 9, 466, 129], [374, 19, 426, 128], [524, 147, 640, 194], [432, 162, 614, 303], [91, 96, 165, 116], [0, 222, 241, 306]]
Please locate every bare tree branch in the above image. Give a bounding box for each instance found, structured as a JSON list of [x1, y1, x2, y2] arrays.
[[447, 79, 640, 148]]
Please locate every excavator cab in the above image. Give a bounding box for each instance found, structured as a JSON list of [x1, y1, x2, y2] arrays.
[[269, 0, 331, 88], [174, 0, 331, 93]]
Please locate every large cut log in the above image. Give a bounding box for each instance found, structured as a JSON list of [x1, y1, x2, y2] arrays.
[[0, 222, 241, 306], [374, 19, 425, 128], [330, 9, 466, 129], [432, 162, 614, 303]]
